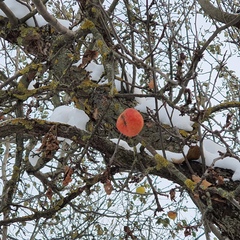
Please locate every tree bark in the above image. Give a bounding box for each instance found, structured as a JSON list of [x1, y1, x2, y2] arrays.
[[0, 118, 240, 239], [198, 0, 240, 28]]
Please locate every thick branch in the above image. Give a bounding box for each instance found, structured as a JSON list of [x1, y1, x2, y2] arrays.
[[0, 185, 86, 226], [32, 0, 75, 37], [1, 118, 240, 238], [204, 101, 240, 121], [0, 1, 18, 25], [198, 0, 240, 28], [0, 118, 184, 185]]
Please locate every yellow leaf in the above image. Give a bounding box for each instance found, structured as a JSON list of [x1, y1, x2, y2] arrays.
[[167, 211, 177, 220], [136, 186, 146, 194]]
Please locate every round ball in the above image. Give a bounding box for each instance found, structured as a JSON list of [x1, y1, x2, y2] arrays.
[[116, 108, 144, 137]]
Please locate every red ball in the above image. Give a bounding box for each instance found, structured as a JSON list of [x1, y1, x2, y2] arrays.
[[116, 108, 144, 137]]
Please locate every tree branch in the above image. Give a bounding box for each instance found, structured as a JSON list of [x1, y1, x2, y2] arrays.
[[0, 185, 86, 226], [0, 1, 18, 26], [32, 0, 75, 37], [198, 0, 240, 28]]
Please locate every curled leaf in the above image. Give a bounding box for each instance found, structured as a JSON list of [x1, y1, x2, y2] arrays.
[[46, 188, 53, 200], [172, 145, 201, 164], [104, 179, 113, 195], [169, 188, 176, 202], [148, 79, 155, 90], [187, 145, 201, 161], [167, 211, 177, 220], [78, 50, 98, 68], [63, 166, 74, 186]]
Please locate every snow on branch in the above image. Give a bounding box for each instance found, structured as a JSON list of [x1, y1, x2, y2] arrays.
[[32, 0, 75, 37], [0, 0, 74, 30]]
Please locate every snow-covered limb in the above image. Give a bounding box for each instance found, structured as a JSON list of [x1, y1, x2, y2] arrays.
[[0, 0, 72, 28], [111, 138, 240, 181], [28, 106, 90, 166], [110, 138, 135, 151], [50, 106, 89, 131], [32, 0, 74, 36], [75, 60, 194, 132], [50, 105, 89, 145], [135, 97, 194, 131]]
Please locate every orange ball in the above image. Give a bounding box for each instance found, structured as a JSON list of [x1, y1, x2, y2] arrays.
[[116, 108, 144, 137]]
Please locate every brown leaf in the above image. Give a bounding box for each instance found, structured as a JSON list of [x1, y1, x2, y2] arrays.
[[217, 175, 224, 185], [92, 108, 99, 120], [46, 188, 53, 200], [169, 188, 176, 201], [145, 121, 154, 128], [104, 179, 113, 195], [192, 175, 212, 190], [184, 88, 192, 105], [167, 211, 177, 220], [0, 114, 6, 120], [172, 145, 201, 164], [224, 113, 233, 129], [38, 126, 59, 159], [187, 145, 201, 161], [148, 79, 155, 90], [211, 197, 226, 203], [78, 50, 98, 68], [63, 166, 74, 186], [193, 192, 199, 199]]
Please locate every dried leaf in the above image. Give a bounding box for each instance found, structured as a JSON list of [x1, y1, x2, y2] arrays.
[[46, 188, 53, 200], [145, 121, 154, 128], [78, 50, 98, 68], [167, 211, 177, 220], [148, 79, 155, 90], [187, 145, 201, 161], [38, 126, 59, 159], [184, 88, 192, 105], [0, 115, 5, 120], [93, 108, 99, 120], [169, 188, 176, 201], [217, 175, 224, 185], [104, 179, 113, 195], [211, 197, 226, 203], [194, 192, 199, 199], [171, 145, 201, 164], [191, 175, 201, 183], [224, 113, 233, 129], [192, 175, 212, 190], [63, 166, 74, 186]]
